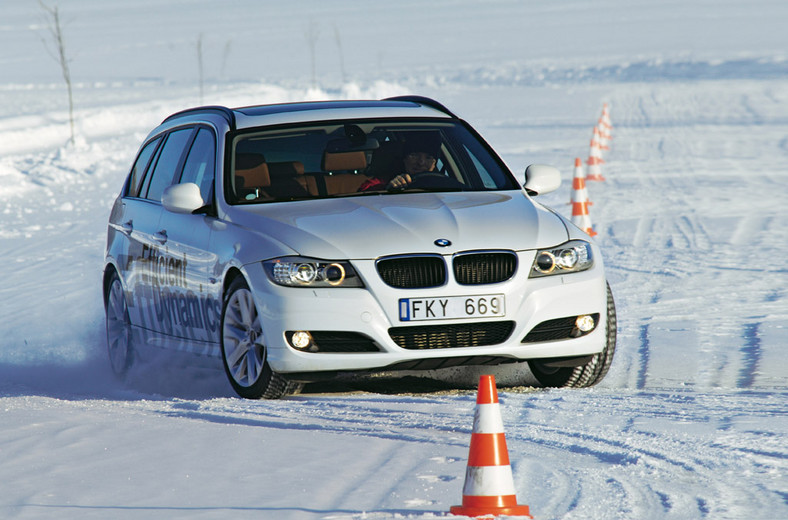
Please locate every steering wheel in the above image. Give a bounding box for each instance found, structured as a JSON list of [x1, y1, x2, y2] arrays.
[[406, 173, 464, 190]]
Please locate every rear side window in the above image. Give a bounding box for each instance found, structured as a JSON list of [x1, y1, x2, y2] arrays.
[[126, 136, 161, 197], [179, 128, 216, 203], [143, 128, 195, 202]]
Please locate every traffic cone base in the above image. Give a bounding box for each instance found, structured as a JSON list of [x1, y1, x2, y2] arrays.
[[587, 155, 605, 165], [573, 213, 597, 237], [450, 502, 531, 518], [587, 164, 606, 182]]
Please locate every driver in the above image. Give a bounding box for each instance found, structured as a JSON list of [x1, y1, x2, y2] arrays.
[[358, 131, 441, 191]]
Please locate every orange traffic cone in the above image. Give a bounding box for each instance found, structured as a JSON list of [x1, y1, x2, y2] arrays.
[[588, 104, 610, 182], [598, 103, 613, 147], [587, 132, 605, 167], [593, 126, 609, 151], [450, 375, 532, 519], [597, 123, 612, 154], [599, 102, 612, 131], [598, 119, 612, 142], [570, 157, 592, 206], [586, 135, 606, 181], [571, 162, 597, 237]]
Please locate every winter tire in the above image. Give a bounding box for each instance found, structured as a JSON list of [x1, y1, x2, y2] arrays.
[[105, 270, 133, 376], [220, 277, 298, 399]]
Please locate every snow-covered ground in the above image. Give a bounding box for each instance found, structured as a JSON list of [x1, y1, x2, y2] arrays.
[[1, 1, 786, 519]]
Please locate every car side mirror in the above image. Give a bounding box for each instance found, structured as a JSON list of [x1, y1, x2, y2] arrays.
[[523, 164, 561, 195], [162, 183, 205, 214]]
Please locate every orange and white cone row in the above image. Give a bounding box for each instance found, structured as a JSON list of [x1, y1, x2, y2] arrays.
[[450, 375, 532, 518]]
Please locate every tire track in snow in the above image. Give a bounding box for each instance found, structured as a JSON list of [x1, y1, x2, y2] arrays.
[[729, 215, 774, 247], [740, 93, 765, 125], [738, 322, 762, 388], [507, 390, 788, 519], [161, 395, 475, 447], [181, 388, 784, 519], [637, 323, 651, 389]]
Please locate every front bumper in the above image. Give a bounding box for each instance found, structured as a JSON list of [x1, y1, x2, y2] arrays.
[[245, 250, 608, 375]]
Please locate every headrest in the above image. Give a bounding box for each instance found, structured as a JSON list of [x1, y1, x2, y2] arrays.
[[322, 151, 368, 172], [235, 162, 270, 188], [267, 161, 305, 177], [235, 153, 266, 170]]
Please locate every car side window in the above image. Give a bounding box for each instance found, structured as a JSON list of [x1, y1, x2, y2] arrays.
[[143, 127, 195, 202], [126, 136, 161, 197], [179, 127, 216, 203]]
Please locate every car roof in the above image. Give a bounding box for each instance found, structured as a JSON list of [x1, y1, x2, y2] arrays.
[[161, 96, 457, 131]]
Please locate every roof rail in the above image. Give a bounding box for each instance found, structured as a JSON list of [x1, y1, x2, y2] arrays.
[[162, 105, 236, 129], [383, 95, 458, 118]]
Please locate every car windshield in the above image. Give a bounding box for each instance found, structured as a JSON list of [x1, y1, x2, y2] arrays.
[[226, 119, 518, 204]]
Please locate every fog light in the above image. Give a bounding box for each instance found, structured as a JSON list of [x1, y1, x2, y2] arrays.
[[575, 315, 595, 333], [290, 331, 313, 350]]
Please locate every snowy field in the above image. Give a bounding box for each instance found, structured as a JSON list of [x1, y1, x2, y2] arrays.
[[1, 1, 787, 519]]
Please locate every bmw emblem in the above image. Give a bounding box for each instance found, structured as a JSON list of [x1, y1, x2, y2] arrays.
[[434, 238, 452, 247]]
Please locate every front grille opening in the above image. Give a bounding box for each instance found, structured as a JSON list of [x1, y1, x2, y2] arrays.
[[389, 321, 515, 350], [377, 255, 446, 289], [521, 313, 600, 343], [453, 252, 517, 285]]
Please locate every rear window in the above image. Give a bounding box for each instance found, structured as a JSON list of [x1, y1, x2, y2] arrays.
[[126, 136, 161, 197], [227, 119, 517, 204]]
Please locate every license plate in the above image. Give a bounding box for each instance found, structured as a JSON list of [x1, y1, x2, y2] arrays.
[[398, 294, 505, 322]]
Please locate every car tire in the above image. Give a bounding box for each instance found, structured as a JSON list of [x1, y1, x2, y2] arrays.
[[220, 277, 299, 399], [105, 270, 133, 376], [528, 282, 617, 388]]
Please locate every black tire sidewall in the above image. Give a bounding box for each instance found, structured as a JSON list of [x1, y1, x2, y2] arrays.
[[105, 270, 133, 376]]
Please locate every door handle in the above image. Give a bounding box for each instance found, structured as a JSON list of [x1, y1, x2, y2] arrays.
[[154, 230, 168, 244], [120, 220, 133, 235]]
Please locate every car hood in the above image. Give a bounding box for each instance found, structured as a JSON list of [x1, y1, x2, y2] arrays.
[[225, 191, 568, 260]]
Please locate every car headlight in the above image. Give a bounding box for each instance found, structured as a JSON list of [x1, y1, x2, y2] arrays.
[[529, 240, 594, 277], [264, 257, 364, 288]]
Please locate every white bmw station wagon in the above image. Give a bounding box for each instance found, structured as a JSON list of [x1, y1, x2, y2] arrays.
[[103, 96, 616, 398]]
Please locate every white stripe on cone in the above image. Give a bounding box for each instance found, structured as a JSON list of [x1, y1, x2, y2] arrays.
[[462, 465, 518, 497], [473, 403, 505, 434]]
